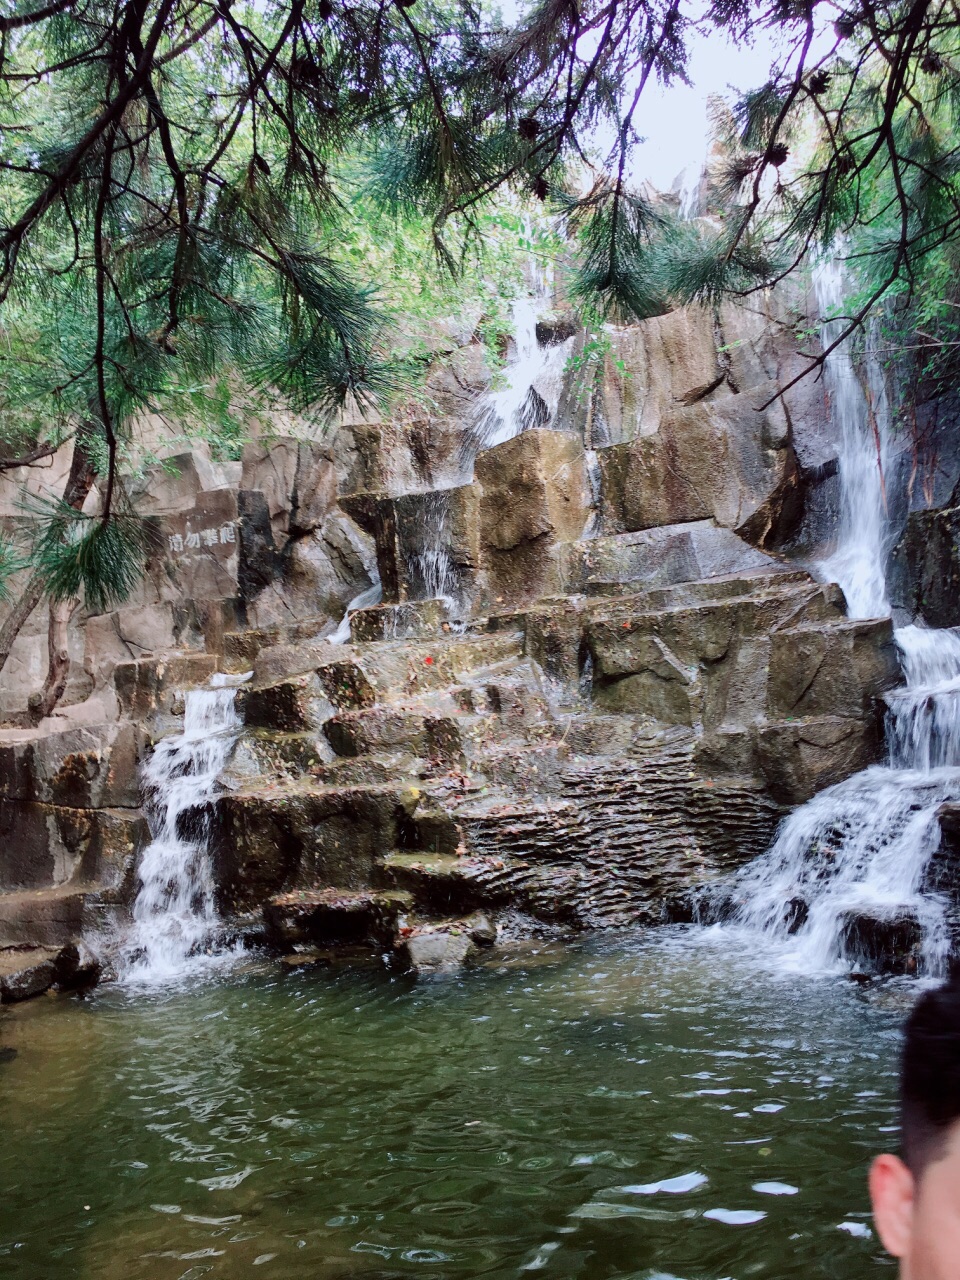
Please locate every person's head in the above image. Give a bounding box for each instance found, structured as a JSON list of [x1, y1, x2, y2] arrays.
[[870, 969, 960, 1279]]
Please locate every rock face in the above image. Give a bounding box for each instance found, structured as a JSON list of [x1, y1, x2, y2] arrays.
[[890, 503, 960, 627], [579, 302, 813, 548], [0, 289, 913, 989]]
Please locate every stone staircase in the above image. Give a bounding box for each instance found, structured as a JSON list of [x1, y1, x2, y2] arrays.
[[202, 552, 900, 970]]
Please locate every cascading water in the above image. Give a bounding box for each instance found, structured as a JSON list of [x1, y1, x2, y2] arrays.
[[465, 294, 574, 458], [813, 260, 893, 619], [718, 263, 960, 975], [406, 489, 458, 607], [118, 673, 248, 984]]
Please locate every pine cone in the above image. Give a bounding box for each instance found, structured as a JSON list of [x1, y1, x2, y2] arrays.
[[518, 116, 540, 140], [768, 141, 789, 167]]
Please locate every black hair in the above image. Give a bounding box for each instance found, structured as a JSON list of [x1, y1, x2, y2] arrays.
[[901, 966, 960, 1176]]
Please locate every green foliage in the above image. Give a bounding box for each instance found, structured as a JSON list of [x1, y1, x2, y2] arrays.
[[0, 535, 22, 603], [30, 503, 159, 612]]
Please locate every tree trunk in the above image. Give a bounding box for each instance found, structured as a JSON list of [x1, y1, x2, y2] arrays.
[[29, 595, 77, 723], [0, 424, 98, 682]]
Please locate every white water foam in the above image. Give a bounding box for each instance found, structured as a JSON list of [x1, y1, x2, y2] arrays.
[[718, 262, 960, 975], [467, 295, 574, 455], [118, 673, 250, 984]]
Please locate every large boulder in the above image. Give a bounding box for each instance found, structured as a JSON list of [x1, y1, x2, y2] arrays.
[[475, 428, 591, 605], [341, 485, 478, 605], [241, 438, 338, 547], [0, 721, 139, 809], [587, 302, 813, 548]]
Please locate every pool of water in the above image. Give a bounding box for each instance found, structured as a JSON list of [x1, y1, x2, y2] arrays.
[[0, 929, 910, 1280]]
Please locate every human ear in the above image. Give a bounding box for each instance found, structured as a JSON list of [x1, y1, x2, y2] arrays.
[[870, 1153, 915, 1259]]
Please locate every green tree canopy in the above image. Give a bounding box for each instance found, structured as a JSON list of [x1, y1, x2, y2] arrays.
[[0, 0, 958, 686]]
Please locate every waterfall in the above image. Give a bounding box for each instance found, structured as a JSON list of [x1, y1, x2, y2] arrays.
[[119, 674, 248, 984], [405, 489, 458, 606], [716, 262, 960, 975], [813, 259, 892, 620], [465, 295, 574, 457], [722, 627, 960, 975]]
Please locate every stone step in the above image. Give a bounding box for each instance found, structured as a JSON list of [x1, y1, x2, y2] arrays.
[[212, 781, 422, 915], [222, 616, 330, 669], [248, 632, 525, 707], [114, 653, 220, 722], [376, 852, 511, 915], [0, 947, 61, 1002], [324, 708, 464, 761], [350, 599, 451, 642], [0, 884, 113, 949], [263, 887, 412, 948], [224, 729, 335, 785], [306, 749, 420, 788]]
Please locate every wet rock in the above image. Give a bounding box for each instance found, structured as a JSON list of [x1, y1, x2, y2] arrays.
[[766, 619, 901, 720], [342, 486, 479, 605], [753, 716, 885, 806], [0, 804, 145, 896], [241, 673, 334, 733], [0, 722, 139, 810], [351, 600, 449, 642], [464, 911, 497, 945], [781, 896, 809, 935], [315, 660, 378, 710], [564, 522, 783, 597], [212, 784, 411, 912], [0, 948, 58, 1002], [54, 941, 104, 990], [114, 654, 218, 724], [397, 925, 477, 974], [889, 505, 960, 628], [264, 888, 408, 948], [585, 577, 850, 729], [838, 910, 924, 975], [237, 489, 281, 599]]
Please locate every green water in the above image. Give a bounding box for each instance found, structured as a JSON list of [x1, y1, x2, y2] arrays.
[[0, 929, 909, 1280]]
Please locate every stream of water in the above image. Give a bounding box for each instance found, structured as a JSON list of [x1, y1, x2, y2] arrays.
[[466, 296, 574, 457], [118, 676, 248, 986], [0, 932, 907, 1280]]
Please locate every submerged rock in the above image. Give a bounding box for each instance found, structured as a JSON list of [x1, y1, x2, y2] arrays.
[[397, 925, 477, 975], [838, 910, 924, 975]]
